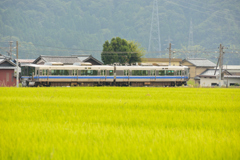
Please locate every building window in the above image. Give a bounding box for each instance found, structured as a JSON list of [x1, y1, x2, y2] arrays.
[[211, 83, 219, 87]]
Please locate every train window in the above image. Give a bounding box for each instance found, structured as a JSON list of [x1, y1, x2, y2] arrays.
[[124, 70, 129, 76], [81, 70, 98, 76], [50, 70, 69, 76], [166, 70, 174, 75], [109, 70, 113, 76], [176, 70, 182, 75], [81, 70, 86, 75], [150, 70, 155, 76], [158, 70, 165, 76], [28, 67, 35, 76], [116, 70, 123, 75], [132, 70, 148, 76]]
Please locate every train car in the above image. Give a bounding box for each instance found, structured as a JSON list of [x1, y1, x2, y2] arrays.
[[20, 63, 189, 87]]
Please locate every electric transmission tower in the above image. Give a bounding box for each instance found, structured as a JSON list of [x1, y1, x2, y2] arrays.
[[148, 0, 161, 57], [8, 41, 13, 60], [188, 19, 194, 57]]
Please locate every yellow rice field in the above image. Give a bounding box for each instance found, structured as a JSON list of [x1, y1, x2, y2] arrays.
[[0, 87, 239, 159]]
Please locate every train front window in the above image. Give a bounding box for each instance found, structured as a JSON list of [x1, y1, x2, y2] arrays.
[[21, 66, 35, 76]]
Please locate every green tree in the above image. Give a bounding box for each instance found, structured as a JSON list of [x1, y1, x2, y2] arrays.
[[101, 37, 145, 65]]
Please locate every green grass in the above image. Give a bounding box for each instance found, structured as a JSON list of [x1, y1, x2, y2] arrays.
[[0, 87, 239, 159]]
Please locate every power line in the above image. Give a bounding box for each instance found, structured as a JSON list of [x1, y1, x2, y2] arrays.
[[170, 0, 240, 20], [164, 0, 240, 22]]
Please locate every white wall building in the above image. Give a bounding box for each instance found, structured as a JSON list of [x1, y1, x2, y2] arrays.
[[198, 69, 240, 87]]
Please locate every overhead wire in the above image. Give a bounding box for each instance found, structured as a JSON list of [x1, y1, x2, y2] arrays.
[[164, 0, 240, 22], [167, 0, 240, 19]]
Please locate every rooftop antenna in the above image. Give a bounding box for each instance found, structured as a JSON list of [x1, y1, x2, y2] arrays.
[[148, 0, 161, 57]]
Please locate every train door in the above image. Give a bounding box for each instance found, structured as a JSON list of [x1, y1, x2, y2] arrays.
[[70, 70, 77, 82], [184, 68, 189, 81], [124, 70, 129, 82], [150, 70, 156, 82], [100, 70, 106, 82]]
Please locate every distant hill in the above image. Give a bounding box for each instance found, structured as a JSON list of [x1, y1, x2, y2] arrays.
[[0, 0, 239, 64]]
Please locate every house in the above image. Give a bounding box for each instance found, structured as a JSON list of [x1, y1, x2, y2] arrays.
[[14, 59, 35, 67], [221, 65, 240, 75], [198, 69, 240, 87], [33, 55, 103, 65], [181, 58, 216, 80], [72, 55, 103, 65], [0, 57, 17, 87], [141, 58, 182, 66]]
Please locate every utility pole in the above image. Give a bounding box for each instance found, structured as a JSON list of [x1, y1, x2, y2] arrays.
[[164, 36, 173, 49], [168, 43, 171, 66], [16, 41, 19, 87], [168, 43, 175, 66], [218, 44, 224, 87]]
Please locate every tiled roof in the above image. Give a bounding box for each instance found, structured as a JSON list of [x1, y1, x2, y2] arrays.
[[33, 55, 103, 65], [199, 69, 231, 77], [78, 56, 89, 61], [185, 58, 216, 67], [0, 58, 16, 66], [200, 69, 220, 76], [73, 55, 103, 65], [42, 56, 81, 64], [33, 55, 81, 64], [141, 58, 182, 62], [15, 59, 35, 63]]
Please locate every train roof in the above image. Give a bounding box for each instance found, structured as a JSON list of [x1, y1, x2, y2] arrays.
[[21, 64, 188, 70]]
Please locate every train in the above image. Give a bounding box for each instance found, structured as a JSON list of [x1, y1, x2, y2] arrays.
[[20, 62, 189, 87]]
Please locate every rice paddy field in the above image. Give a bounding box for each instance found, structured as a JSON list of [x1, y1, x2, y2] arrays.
[[0, 87, 239, 159]]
